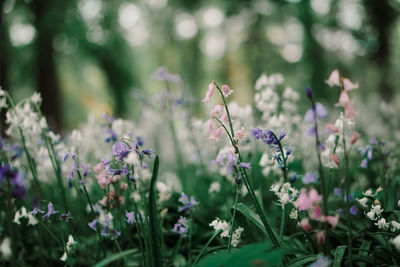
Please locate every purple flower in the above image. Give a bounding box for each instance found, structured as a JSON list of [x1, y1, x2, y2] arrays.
[[112, 142, 130, 161], [110, 229, 121, 240], [81, 163, 89, 177], [239, 162, 251, 169], [304, 103, 327, 122], [178, 193, 199, 212], [360, 159, 368, 169], [42, 202, 58, 220], [305, 87, 312, 99], [215, 154, 225, 166], [338, 208, 343, 213], [350, 205, 357, 216], [105, 128, 117, 143], [142, 149, 154, 159], [172, 216, 188, 235], [122, 164, 128, 176], [251, 128, 262, 139], [370, 137, 376, 144], [101, 225, 108, 236], [227, 153, 237, 174], [62, 151, 69, 162], [303, 172, 317, 184], [291, 174, 297, 182], [334, 188, 342, 197], [60, 212, 73, 222], [286, 148, 292, 155], [126, 211, 136, 224], [279, 130, 286, 140], [136, 136, 144, 147], [88, 219, 98, 231]]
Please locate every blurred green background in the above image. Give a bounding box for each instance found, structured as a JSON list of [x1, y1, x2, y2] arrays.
[[1, 0, 399, 131]]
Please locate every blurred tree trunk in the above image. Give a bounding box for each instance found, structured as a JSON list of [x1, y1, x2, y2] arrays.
[[299, 0, 326, 98], [0, 0, 9, 134], [32, 0, 63, 131], [363, 0, 398, 102]]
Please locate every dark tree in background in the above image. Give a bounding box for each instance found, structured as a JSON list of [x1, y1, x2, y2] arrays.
[[363, 0, 398, 102]]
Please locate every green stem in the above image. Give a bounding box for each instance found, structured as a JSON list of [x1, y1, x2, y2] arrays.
[[280, 206, 285, 239], [228, 184, 240, 252], [192, 230, 223, 266], [212, 84, 280, 248]]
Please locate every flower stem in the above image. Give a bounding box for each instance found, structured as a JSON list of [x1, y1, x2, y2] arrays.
[[228, 184, 239, 252]]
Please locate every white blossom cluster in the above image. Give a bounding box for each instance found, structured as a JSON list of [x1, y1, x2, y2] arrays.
[[209, 218, 244, 247], [359, 187, 400, 231], [0, 88, 8, 110], [270, 182, 298, 218]]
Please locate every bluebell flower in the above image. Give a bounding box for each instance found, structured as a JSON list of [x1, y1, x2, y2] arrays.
[[110, 229, 121, 240], [62, 151, 69, 162], [350, 205, 357, 216], [172, 216, 188, 235], [88, 219, 98, 231], [239, 162, 251, 169], [112, 142, 130, 161], [42, 202, 58, 220], [126, 211, 136, 224], [334, 188, 342, 197], [122, 164, 128, 176], [303, 172, 317, 184], [305, 86, 313, 100], [178, 192, 199, 212], [81, 163, 89, 177], [136, 136, 144, 147], [60, 212, 73, 222]]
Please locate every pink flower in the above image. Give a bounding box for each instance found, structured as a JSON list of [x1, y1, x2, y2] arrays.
[[210, 129, 222, 140], [202, 81, 215, 103], [316, 231, 325, 244], [94, 162, 103, 174], [234, 128, 246, 143], [342, 78, 359, 91], [336, 90, 350, 107], [326, 123, 339, 133], [221, 84, 233, 97], [300, 218, 311, 232], [326, 214, 339, 228], [309, 188, 322, 203], [309, 205, 324, 221], [221, 114, 229, 124], [326, 70, 341, 87], [206, 119, 213, 132], [99, 196, 108, 207], [296, 189, 312, 211], [331, 154, 340, 167], [344, 101, 357, 119], [211, 104, 224, 117], [350, 132, 360, 144]]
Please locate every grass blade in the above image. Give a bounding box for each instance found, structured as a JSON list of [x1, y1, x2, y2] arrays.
[[148, 156, 163, 267], [333, 246, 347, 267], [94, 249, 138, 267]]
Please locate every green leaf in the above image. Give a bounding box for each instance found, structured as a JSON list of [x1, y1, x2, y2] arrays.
[[358, 241, 372, 267], [94, 249, 138, 267], [286, 255, 318, 267], [196, 241, 286, 267], [235, 203, 283, 246], [148, 156, 163, 267], [332, 246, 347, 267]]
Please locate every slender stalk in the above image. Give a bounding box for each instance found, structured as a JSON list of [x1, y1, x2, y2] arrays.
[[4, 93, 42, 196], [280, 206, 285, 239], [212, 83, 280, 247], [192, 229, 223, 266], [228, 184, 239, 252], [341, 114, 353, 266]]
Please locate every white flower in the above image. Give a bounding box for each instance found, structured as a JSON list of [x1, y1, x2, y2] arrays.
[[230, 227, 244, 247], [392, 234, 400, 251], [13, 207, 38, 225], [0, 237, 11, 259], [364, 189, 373, 197], [357, 197, 368, 208], [209, 218, 230, 238], [31, 92, 42, 104], [270, 183, 280, 194], [156, 181, 172, 202], [289, 209, 298, 220], [371, 204, 383, 215], [398, 200, 400, 208], [209, 181, 221, 193], [366, 210, 375, 220], [391, 221, 400, 232], [61, 235, 77, 261], [60, 252, 67, 261], [375, 218, 389, 230]]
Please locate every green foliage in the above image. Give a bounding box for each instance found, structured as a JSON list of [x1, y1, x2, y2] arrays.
[[196, 241, 287, 267]]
